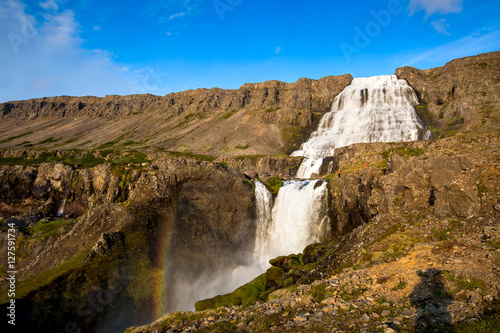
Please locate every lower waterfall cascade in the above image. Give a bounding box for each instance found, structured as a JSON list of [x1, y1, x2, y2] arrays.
[[252, 180, 330, 270]]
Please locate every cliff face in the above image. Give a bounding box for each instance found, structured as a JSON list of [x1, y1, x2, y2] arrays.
[[396, 51, 500, 137], [0, 158, 256, 332], [1, 75, 352, 121], [0, 75, 352, 157]]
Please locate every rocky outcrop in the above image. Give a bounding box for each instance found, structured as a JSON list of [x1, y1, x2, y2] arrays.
[[396, 51, 500, 137], [326, 133, 498, 236], [221, 155, 303, 180]]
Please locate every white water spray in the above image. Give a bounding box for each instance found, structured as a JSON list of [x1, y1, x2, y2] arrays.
[[252, 180, 330, 270], [56, 169, 73, 217], [292, 75, 424, 178]]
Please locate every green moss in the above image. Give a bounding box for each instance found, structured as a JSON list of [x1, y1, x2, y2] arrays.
[[32, 218, 77, 240], [414, 105, 433, 126], [266, 177, 284, 195], [195, 274, 266, 311]]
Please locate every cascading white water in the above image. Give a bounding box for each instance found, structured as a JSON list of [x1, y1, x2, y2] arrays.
[[56, 169, 73, 217], [253, 181, 274, 269], [292, 75, 424, 178], [252, 180, 330, 270]]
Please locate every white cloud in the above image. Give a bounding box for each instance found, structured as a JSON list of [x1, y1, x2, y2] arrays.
[[431, 18, 451, 35], [409, 0, 463, 16], [275, 46, 282, 54], [0, 0, 169, 102], [398, 29, 500, 68], [168, 11, 186, 20], [93, 25, 101, 31], [40, 0, 58, 12]]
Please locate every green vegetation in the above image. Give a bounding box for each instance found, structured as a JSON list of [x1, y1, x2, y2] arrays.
[[266, 177, 284, 195], [76, 140, 92, 146], [0, 249, 89, 303], [476, 182, 487, 198], [395, 147, 426, 157], [235, 143, 250, 150], [97, 135, 124, 149], [195, 274, 266, 311], [0, 150, 151, 169], [38, 137, 60, 145], [222, 110, 237, 119], [167, 151, 217, 162], [281, 125, 307, 153], [310, 283, 328, 303], [457, 276, 485, 291], [265, 108, 277, 113], [0, 131, 33, 144], [32, 218, 77, 240], [414, 105, 433, 126]]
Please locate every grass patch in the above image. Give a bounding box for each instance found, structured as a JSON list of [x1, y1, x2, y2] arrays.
[[476, 183, 487, 198], [222, 110, 237, 119], [195, 274, 266, 311], [38, 137, 60, 145], [395, 147, 426, 157], [97, 135, 124, 149], [0, 249, 89, 303], [0, 131, 33, 144], [167, 151, 216, 162], [31, 218, 77, 240], [76, 140, 92, 146], [235, 144, 250, 150], [457, 276, 484, 291]]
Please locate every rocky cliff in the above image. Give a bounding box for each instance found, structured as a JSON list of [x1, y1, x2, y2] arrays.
[[396, 51, 500, 137], [0, 51, 499, 333], [0, 75, 352, 157], [0, 157, 256, 332]]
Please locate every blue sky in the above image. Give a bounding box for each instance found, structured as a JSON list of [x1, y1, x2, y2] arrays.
[[1, 0, 499, 102]]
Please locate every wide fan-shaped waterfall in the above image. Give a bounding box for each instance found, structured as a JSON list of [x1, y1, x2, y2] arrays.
[[292, 75, 424, 178]]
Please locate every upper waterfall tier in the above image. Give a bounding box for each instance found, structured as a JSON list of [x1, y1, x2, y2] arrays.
[[292, 75, 424, 178]]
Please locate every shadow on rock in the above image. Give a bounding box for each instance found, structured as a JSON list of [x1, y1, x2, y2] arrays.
[[410, 268, 453, 332]]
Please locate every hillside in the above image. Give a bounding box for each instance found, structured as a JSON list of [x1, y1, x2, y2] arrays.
[[0, 51, 499, 333]]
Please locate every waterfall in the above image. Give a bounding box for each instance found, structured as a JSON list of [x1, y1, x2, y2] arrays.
[[56, 169, 73, 217], [253, 181, 274, 269], [252, 180, 330, 270], [292, 75, 424, 178]]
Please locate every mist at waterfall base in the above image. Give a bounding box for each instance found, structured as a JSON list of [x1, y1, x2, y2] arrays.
[[293, 75, 426, 178], [160, 75, 427, 314], [162, 180, 330, 313]]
